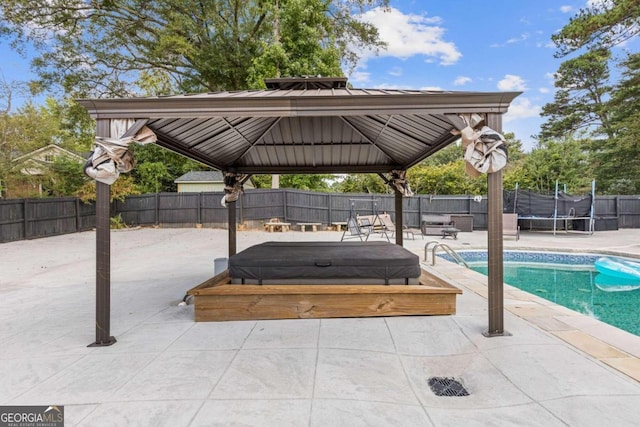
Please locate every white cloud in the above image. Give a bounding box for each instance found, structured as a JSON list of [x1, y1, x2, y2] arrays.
[[560, 5, 574, 13], [503, 97, 541, 123], [388, 67, 403, 77], [498, 74, 528, 91], [420, 85, 443, 91], [453, 76, 472, 86], [507, 33, 530, 44], [539, 87, 550, 94], [372, 83, 416, 90], [357, 7, 462, 65], [491, 33, 530, 48], [349, 70, 371, 84]]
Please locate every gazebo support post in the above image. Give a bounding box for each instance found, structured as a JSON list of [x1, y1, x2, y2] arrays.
[[228, 201, 237, 257], [89, 119, 116, 347], [483, 113, 509, 337], [394, 189, 403, 246]]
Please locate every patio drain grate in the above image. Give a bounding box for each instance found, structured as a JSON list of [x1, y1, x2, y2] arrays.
[[428, 377, 469, 397]]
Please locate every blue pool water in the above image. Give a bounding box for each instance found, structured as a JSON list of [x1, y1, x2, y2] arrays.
[[441, 251, 640, 336]]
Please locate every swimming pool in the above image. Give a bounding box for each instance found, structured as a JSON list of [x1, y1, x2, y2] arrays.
[[440, 251, 640, 336]]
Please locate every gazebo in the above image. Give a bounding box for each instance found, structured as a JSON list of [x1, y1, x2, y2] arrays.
[[78, 77, 519, 346]]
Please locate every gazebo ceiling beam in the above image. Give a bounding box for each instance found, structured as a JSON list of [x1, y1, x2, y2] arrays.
[[403, 131, 461, 170], [237, 117, 283, 161], [190, 119, 233, 150], [153, 129, 224, 169], [365, 114, 439, 149], [339, 116, 395, 163], [228, 165, 404, 174], [372, 115, 393, 144], [222, 117, 254, 147]]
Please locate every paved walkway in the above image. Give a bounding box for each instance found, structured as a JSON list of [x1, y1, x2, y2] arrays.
[[1, 227, 640, 426]]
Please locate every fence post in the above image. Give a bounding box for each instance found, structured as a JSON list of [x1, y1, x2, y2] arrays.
[[328, 193, 332, 225], [75, 198, 81, 231], [283, 189, 288, 221], [155, 193, 160, 225], [198, 192, 202, 225], [23, 199, 31, 239], [22, 199, 27, 239]]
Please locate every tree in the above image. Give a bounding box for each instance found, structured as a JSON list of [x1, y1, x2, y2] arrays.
[[332, 173, 389, 194], [539, 49, 613, 140], [75, 175, 141, 203], [0, 0, 389, 98], [1, 1, 390, 194], [560, 52, 640, 194], [502, 132, 526, 163], [44, 156, 87, 197], [519, 137, 592, 194], [408, 160, 486, 195], [588, 52, 640, 194], [247, 0, 345, 87], [552, 0, 640, 58], [129, 143, 206, 193], [549, 2, 640, 194], [135, 162, 172, 194], [420, 143, 463, 166], [250, 173, 336, 191], [609, 52, 640, 123], [1, 87, 86, 197], [0, 77, 20, 197]]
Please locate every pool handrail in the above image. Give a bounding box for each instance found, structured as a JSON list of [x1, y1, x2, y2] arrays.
[[424, 240, 440, 261], [424, 241, 469, 268]]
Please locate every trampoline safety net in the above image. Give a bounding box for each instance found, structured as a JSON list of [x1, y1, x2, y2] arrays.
[[503, 189, 592, 218]]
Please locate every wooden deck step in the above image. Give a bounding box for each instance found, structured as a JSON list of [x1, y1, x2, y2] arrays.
[[187, 270, 462, 322]]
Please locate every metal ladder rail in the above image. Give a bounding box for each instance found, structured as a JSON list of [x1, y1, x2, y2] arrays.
[[424, 240, 469, 268], [424, 240, 441, 262]]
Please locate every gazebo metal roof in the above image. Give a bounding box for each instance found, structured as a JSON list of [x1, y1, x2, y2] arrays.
[[78, 78, 519, 174]]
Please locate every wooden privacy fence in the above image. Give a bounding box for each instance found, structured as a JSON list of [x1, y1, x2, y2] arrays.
[[113, 190, 491, 230], [0, 197, 96, 242], [2, 190, 640, 243]]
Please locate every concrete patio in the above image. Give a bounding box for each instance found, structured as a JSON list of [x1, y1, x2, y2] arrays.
[[1, 227, 640, 426]]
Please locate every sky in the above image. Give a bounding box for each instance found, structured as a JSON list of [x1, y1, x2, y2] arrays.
[[1, 0, 637, 152], [347, 0, 638, 151]]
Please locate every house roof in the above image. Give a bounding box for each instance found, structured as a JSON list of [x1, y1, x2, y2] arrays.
[[77, 77, 520, 174], [13, 144, 85, 163], [174, 170, 224, 183]]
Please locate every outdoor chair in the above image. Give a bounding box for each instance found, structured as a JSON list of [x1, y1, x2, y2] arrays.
[[341, 217, 371, 242], [503, 213, 520, 241], [379, 213, 421, 240], [361, 216, 391, 242]]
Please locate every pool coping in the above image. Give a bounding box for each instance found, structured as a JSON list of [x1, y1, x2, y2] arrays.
[[422, 251, 640, 383]]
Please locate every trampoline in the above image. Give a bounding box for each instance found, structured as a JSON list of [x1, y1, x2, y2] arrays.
[[504, 180, 595, 235]]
